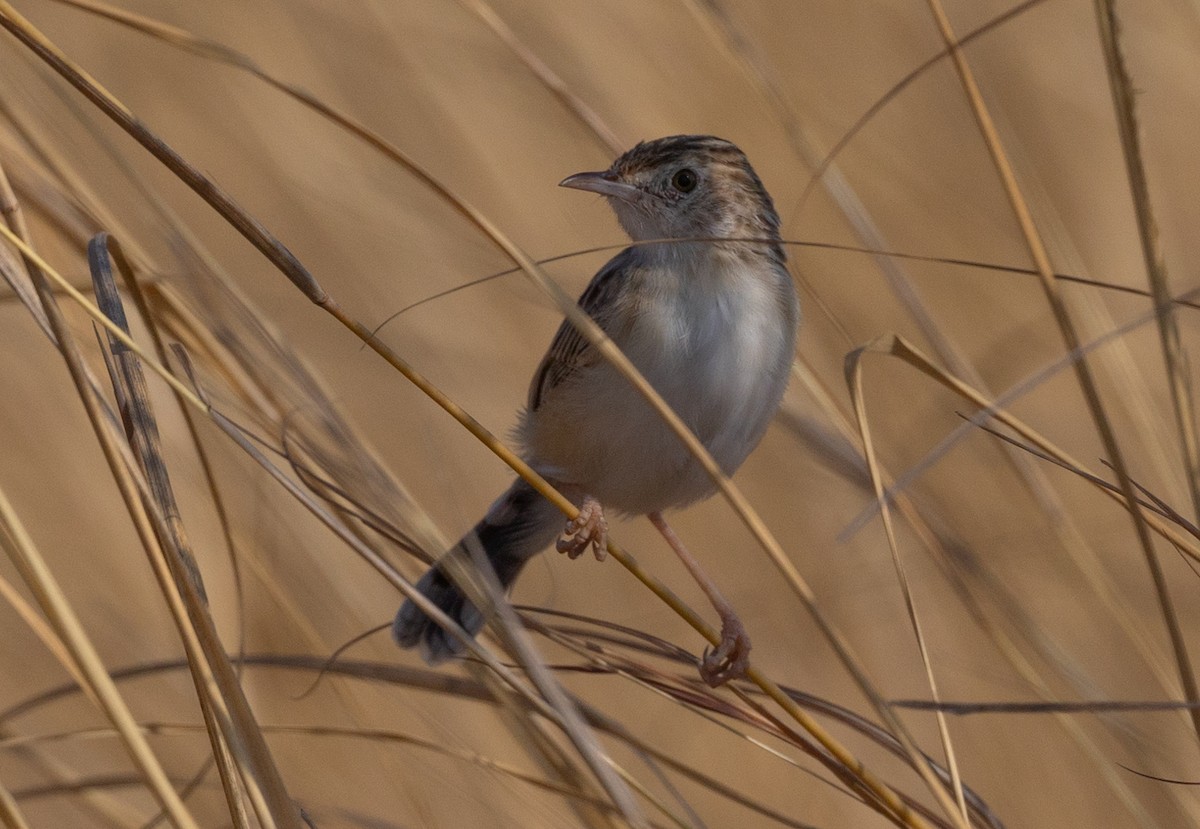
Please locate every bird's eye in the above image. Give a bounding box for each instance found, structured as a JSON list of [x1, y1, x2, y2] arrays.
[[671, 168, 698, 193]]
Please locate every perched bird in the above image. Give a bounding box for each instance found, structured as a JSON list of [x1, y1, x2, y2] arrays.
[[394, 135, 799, 685]]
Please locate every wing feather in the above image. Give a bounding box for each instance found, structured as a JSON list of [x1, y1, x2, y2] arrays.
[[528, 248, 636, 411]]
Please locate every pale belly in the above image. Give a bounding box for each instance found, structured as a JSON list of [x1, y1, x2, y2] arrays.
[[521, 268, 796, 515]]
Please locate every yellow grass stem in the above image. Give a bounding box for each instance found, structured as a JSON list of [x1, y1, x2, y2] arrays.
[[923, 0, 1200, 744], [0, 485, 200, 829]]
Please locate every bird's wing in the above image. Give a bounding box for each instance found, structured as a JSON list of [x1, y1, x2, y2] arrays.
[[527, 247, 636, 412]]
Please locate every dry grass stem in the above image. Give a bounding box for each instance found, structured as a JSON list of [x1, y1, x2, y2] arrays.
[[1, 2, 1197, 826]]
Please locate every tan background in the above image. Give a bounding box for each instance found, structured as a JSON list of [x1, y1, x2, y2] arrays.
[[2, 0, 1200, 826]]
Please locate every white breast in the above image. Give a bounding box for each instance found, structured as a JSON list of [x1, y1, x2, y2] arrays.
[[629, 262, 782, 454], [524, 251, 797, 515]]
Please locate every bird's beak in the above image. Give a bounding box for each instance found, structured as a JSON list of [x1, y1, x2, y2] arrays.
[[559, 170, 642, 203]]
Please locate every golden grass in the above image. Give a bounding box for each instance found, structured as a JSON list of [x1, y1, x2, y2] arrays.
[[0, 1, 1197, 826]]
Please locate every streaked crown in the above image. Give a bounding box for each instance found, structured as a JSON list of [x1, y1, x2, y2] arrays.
[[560, 135, 784, 262]]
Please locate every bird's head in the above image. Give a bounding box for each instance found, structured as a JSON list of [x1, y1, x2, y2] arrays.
[[560, 135, 783, 260]]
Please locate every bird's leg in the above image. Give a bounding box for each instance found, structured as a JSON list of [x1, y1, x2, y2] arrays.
[[648, 511, 750, 686], [557, 494, 609, 561]]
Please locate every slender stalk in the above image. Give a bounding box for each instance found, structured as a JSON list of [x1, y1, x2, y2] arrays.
[[1093, 2, 1200, 532], [923, 0, 1200, 744]]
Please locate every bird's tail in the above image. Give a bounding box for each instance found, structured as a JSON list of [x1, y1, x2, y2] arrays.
[[392, 478, 563, 663]]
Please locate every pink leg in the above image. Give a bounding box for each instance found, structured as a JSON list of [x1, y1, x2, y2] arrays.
[[557, 494, 609, 561], [648, 511, 750, 686]]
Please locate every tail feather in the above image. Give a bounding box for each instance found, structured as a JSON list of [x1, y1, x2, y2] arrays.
[[393, 479, 562, 663]]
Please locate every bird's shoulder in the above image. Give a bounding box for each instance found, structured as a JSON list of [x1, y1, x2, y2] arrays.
[[527, 247, 641, 412]]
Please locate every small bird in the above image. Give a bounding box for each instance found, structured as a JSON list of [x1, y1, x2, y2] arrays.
[[394, 135, 799, 685]]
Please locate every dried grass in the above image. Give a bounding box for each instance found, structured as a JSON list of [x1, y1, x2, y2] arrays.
[[0, 1, 1197, 827]]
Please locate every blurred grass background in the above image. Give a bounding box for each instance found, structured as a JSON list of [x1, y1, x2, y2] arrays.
[[1, 0, 1199, 826]]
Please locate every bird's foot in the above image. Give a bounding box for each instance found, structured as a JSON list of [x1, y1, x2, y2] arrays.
[[700, 614, 752, 687], [556, 496, 608, 561]]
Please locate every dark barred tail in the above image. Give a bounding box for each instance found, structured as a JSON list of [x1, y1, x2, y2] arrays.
[[392, 478, 563, 664]]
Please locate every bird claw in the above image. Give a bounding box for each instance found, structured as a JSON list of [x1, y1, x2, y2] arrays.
[[556, 496, 608, 561], [699, 616, 752, 687]]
